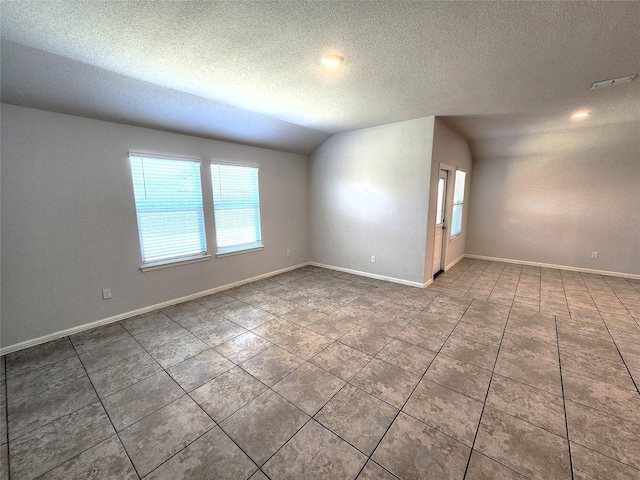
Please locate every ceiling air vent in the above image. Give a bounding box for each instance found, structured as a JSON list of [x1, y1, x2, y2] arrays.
[[591, 74, 637, 89]]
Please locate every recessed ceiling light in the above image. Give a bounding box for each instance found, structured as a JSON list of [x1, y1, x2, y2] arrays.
[[321, 55, 343, 68], [572, 111, 590, 119]]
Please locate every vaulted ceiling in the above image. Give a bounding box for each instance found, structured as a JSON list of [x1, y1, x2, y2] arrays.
[[1, 1, 639, 154]]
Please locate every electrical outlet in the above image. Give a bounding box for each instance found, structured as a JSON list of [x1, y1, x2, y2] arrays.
[[371, 255, 376, 263], [102, 288, 112, 300], [286, 250, 291, 257], [591, 252, 598, 259]]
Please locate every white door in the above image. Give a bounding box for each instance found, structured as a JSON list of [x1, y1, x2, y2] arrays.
[[432, 169, 447, 275]]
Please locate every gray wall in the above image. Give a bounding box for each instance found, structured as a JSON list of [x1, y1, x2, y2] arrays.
[[426, 119, 473, 277], [1, 104, 310, 348], [309, 117, 435, 285], [466, 122, 640, 276]]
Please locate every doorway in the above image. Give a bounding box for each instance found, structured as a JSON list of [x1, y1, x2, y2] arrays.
[[432, 168, 448, 276]]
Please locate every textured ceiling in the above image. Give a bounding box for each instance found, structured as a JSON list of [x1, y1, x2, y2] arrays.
[[1, 1, 639, 154]]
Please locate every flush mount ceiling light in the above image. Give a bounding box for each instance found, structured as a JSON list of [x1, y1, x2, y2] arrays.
[[591, 74, 637, 89], [572, 111, 590, 120], [321, 54, 343, 68]]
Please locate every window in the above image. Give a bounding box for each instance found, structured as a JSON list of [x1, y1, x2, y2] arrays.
[[211, 164, 263, 255], [129, 154, 208, 269], [436, 177, 445, 225], [450, 169, 467, 237]]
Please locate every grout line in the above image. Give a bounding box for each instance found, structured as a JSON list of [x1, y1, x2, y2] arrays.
[[352, 294, 476, 479], [202, 273, 422, 476], [461, 299, 513, 479], [3, 268, 422, 480], [567, 439, 640, 474], [555, 315, 576, 480], [124, 268, 326, 477], [370, 296, 475, 476], [3, 340, 144, 478], [601, 276, 640, 327], [484, 262, 507, 303], [83, 305, 271, 478], [44, 340, 144, 479], [558, 270, 570, 317], [2, 358, 10, 480], [580, 273, 640, 396], [5, 262, 640, 479], [537, 265, 543, 313], [459, 259, 492, 300]]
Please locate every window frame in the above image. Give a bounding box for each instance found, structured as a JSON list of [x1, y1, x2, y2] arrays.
[[129, 152, 210, 271], [210, 162, 264, 257]]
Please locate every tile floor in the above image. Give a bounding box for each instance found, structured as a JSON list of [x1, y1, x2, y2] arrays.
[[1, 259, 640, 479]]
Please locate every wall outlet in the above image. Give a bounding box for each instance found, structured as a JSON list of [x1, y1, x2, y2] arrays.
[[102, 288, 112, 300], [286, 249, 291, 257], [371, 255, 376, 263], [591, 252, 598, 259]]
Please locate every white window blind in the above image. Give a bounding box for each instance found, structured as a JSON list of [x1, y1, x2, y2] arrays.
[[211, 164, 263, 255], [129, 154, 207, 266], [451, 170, 467, 237]]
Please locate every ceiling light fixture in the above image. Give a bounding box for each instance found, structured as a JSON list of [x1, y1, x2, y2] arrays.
[[572, 111, 590, 120], [591, 74, 637, 89], [321, 55, 343, 68]]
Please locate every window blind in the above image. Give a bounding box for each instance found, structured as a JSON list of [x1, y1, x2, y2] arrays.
[[129, 155, 207, 265], [211, 164, 263, 255], [451, 170, 467, 237]]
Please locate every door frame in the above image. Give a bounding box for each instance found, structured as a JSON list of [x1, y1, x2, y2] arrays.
[[432, 168, 448, 276], [434, 162, 455, 277]]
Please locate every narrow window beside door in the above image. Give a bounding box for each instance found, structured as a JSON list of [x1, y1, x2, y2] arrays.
[[451, 170, 466, 238], [129, 154, 208, 269], [211, 164, 263, 255], [436, 177, 445, 225]]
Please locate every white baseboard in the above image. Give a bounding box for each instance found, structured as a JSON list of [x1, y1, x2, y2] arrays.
[[444, 254, 465, 272], [308, 262, 426, 289], [16, 256, 601, 356], [464, 254, 640, 280], [0, 263, 308, 356]]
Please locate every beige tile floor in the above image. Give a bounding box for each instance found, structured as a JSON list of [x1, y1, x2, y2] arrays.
[[1, 259, 639, 479]]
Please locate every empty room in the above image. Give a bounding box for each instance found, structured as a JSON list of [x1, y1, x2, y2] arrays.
[[1, 2, 639, 480]]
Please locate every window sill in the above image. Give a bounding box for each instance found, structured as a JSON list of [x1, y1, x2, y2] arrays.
[[216, 245, 264, 258], [449, 234, 462, 243], [140, 254, 211, 272]]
